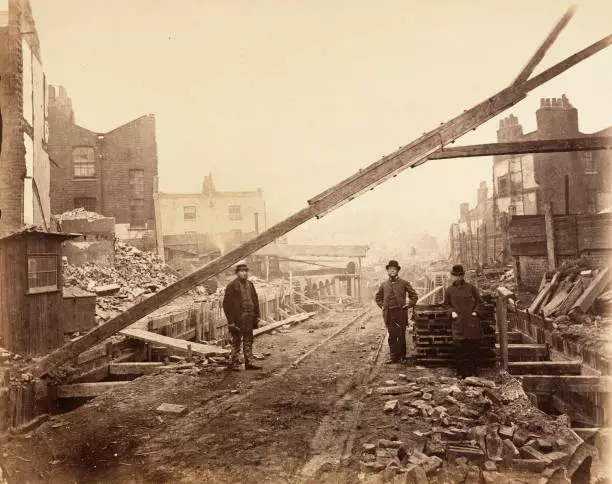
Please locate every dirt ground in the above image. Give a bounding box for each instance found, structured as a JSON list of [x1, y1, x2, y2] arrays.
[[0, 306, 601, 483]]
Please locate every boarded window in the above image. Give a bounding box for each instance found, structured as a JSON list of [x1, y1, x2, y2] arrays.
[[229, 205, 241, 221], [497, 175, 509, 197], [74, 197, 96, 212], [184, 206, 197, 221], [129, 169, 145, 197], [73, 147, 95, 178], [129, 199, 145, 227], [27, 254, 58, 292]]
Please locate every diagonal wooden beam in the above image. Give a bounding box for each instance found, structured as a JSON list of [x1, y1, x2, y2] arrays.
[[513, 5, 577, 86], [29, 31, 612, 379], [428, 136, 612, 159]]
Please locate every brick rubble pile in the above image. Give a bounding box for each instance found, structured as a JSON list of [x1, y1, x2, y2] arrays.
[[63, 241, 177, 323], [360, 373, 582, 483]]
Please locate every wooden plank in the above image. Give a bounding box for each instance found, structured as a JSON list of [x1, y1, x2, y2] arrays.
[[513, 5, 577, 85], [428, 136, 612, 159], [572, 267, 611, 314], [544, 202, 557, 270], [542, 284, 573, 317], [120, 328, 229, 356], [56, 381, 129, 398], [29, 31, 612, 378], [528, 282, 552, 314], [376, 385, 415, 395], [521, 375, 612, 393], [253, 312, 316, 337], [498, 344, 549, 360], [509, 361, 582, 375], [109, 362, 164, 376]]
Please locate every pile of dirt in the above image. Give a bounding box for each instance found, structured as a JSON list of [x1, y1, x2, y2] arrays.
[[359, 373, 584, 482], [63, 241, 177, 324]]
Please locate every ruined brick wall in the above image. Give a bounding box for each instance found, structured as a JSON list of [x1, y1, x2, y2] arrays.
[[0, 0, 25, 235], [48, 91, 158, 228], [517, 255, 548, 291], [102, 114, 157, 227]]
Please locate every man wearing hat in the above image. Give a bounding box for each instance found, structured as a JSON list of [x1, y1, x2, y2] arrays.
[[444, 264, 483, 377], [375, 260, 419, 364], [222, 260, 262, 371]]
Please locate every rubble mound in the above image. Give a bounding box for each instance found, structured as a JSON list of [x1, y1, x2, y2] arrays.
[[63, 241, 177, 324], [56, 207, 107, 222]]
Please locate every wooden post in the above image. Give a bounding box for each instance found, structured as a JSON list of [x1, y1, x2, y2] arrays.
[[265, 256, 270, 281], [496, 293, 509, 372], [544, 202, 557, 270], [358, 257, 363, 303]]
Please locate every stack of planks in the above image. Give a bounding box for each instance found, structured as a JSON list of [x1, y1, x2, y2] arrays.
[[528, 263, 611, 321]]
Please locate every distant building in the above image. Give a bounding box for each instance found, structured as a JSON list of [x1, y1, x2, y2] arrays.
[[47, 86, 158, 237], [449, 95, 612, 269], [155, 173, 267, 261], [0, 0, 51, 235]]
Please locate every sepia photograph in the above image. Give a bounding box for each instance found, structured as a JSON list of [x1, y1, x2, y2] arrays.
[[0, 0, 611, 482]]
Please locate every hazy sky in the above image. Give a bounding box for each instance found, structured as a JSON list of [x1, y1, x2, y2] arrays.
[[30, 0, 612, 254]]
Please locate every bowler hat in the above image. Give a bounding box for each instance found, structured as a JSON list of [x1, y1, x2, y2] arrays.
[[451, 264, 465, 276], [386, 260, 401, 270]]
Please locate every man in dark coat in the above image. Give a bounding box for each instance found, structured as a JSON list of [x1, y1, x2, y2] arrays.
[[222, 260, 262, 371], [375, 260, 419, 364], [443, 264, 483, 378]]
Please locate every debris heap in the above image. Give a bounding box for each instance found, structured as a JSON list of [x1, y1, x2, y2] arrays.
[[63, 241, 177, 324], [362, 373, 586, 482]]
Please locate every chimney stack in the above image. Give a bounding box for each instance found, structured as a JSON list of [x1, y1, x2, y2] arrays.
[[536, 94, 578, 139]]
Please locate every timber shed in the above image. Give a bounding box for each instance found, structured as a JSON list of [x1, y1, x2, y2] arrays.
[[0, 227, 78, 356]]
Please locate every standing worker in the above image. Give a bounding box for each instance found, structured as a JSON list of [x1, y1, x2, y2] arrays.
[[443, 264, 483, 378], [222, 260, 263, 371], [375, 260, 419, 364]]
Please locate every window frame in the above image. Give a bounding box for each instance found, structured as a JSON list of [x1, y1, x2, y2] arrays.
[[228, 204, 242, 221], [584, 152, 597, 175], [72, 146, 96, 179], [183, 206, 197, 221], [74, 197, 96, 212], [27, 253, 59, 294]]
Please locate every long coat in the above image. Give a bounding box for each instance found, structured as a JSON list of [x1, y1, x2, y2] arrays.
[[375, 277, 419, 325], [443, 281, 483, 340], [222, 278, 261, 327]]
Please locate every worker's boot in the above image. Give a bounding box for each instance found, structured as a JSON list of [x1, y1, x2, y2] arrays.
[[245, 362, 262, 370]]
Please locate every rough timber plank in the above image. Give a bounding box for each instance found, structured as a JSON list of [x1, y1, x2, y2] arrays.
[[57, 381, 129, 398], [109, 362, 165, 376], [428, 136, 612, 160], [520, 376, 612, 393], [28, 31, 612, 379], [120, 328, 229, 356], [253, 312, 316, 337], [509, 361, 582, 375]]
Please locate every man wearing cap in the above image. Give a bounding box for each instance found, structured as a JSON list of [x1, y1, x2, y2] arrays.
[[375, 260, 419, 364], [222, 260, 262, 371], [443, 264, 483, 378]]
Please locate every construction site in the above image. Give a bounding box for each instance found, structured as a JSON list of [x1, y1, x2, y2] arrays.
[[0, 1, 611, 483]]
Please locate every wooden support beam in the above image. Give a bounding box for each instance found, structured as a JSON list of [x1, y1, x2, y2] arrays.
[[496, 294, 509, 371], [56, 381, 130, 398], [571, 267, 611, 314], [521, 375, 612, 393], [29, 27, 612, 379], [544, 202, 557, 270], [509, 360, 582, 375], [428, 136, 612, 160], [119, 329, 229, 357], [513, 5, 577, 85], [108, 362, 165, 376]]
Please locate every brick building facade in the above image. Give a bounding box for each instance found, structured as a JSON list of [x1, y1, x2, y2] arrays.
[[449, 96, 612, 272], [0, 0, 51, 235], [48, 86, 158, 230]]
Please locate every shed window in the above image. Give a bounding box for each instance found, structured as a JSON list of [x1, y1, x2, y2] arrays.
[[184, 206, 197, 221], [229, 205, 242, 221], [73, 147, 95, 178], [584, 152, 597, 175], [27, 255, 58, 292]]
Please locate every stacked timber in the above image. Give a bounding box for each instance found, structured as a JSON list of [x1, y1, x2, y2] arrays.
[[527, 259, 611, 322], [412, 303, 496, 366]]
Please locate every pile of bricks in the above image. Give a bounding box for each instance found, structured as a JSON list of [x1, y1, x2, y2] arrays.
[[412, 300, 496, 365]]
